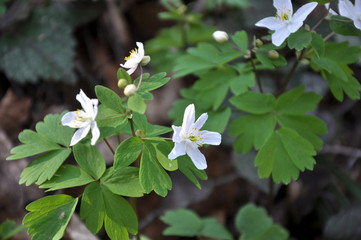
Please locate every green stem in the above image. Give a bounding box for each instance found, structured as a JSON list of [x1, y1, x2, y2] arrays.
[[250, 54, 263, 93], [130, 197, 140, 240], [267, 177, 274, 212], [103, 138, 115, 155], [130, 117, 136, 137], [136, 66, 143, 90]]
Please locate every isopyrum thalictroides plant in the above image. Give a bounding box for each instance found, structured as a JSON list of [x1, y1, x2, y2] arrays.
[[6, 0, 361, 239]]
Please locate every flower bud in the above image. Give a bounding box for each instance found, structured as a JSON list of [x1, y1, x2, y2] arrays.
[[135, 129, 143, 137], [304, 24, 311, 32], [255, 39, 263, 48], [243, 50, 251, 59], [212, 31, 229, 43], [268, 50, 279, 59], [118, 79, 128, 89], [141, 56, 151, 66], [124, 84, 137, 96]]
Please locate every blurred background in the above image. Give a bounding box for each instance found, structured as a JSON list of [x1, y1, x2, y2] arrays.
[[1, 0, 361, 239]]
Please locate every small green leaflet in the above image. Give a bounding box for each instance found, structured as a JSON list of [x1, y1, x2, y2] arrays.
[[140, 141, 172, 197], [330, 15, 361, 36], [117, 68, 131, 84], [95, 85, 126, 114], [236, 204, 289, 240], [80, 182, 138, 237], [23, 194, 78, 240], [0, 219, 26, 240], [177, 155, 208, 189], [230, 86, 327, 184], [114, 137, 143, 169], [287, 29, 312, 51], [161, 209, 233, 240]]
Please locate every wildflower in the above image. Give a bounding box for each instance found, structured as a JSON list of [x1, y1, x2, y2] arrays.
[[61, 89, 100, 146], [124, 84, 137, 96], [338, 0, 361, 30], [255, 0, 318, 46], [120, 42, 150, 75], [168, 104, 222, 170], [212, 31, 229, 43]]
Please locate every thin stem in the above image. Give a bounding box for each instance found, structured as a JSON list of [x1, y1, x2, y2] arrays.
[[117, 135, 121, 144], [277, 49, 305, 96], [250, 54, 263, 93], [180, 17, 188, 50], [324, 32, 336, 42], [267, 178, 274, 212], [130, 117, 136, 137], [130, 198, 140, 240], [103, 138, 115, 155], [136, 66, 143, 90]]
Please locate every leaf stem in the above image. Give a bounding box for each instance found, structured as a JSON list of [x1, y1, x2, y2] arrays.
[[250, 54, 263, 93], [103, 138, 115, 155], [136, 66, 143, 90], [267, 177, 274, 212], [130, 117, 136, 137]]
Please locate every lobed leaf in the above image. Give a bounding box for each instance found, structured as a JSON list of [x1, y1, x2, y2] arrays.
[[114, 137, 143, 169], [95, 85, 126, 114], [287, 29, 312, 51], [177, 155, 208, 189], [230, 91, 276, 114]]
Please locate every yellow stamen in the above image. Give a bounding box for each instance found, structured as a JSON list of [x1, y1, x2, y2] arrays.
[[275, 8, 291, 21], [124, 48, 138, 61]]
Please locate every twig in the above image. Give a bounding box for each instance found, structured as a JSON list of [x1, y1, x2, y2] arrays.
[[103, 138, 115, 155]]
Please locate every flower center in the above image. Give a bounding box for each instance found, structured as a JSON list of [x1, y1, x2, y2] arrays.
[[74, 110, 92, 122], [276, 7, 291, 21], [124, 48, 138, 61], [186, 128, 204, 147]]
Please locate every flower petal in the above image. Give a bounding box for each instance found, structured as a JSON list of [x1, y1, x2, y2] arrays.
[[356, 0, 361, 11], [287, 20, 303, 33], [193, 113, 208, 130], [272, 27, 290, 46], [255, 17, 283, 30], [168, 142, 186, 160], [61, 111, 89, 128], [186, 146, 207, 170], [339, 0, 355, 19], [292, 2, 318, 23], [354, 19, 361, 30], [181, 104, 195, 132], [91, 121, 100, 145], [92, 99, 99, 120], [171, 125, 183, 143], [127, 67, 137, 76], [76, 90, 93, 115], [136, 42, 145, 59], [273, 0, 293, 15], [325, 3, 338, 15], [200, 130, 222, 145], [70, 125, 91, 146]]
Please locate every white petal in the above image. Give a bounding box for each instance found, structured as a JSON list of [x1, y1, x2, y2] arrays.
[[92, 99, 98, 120], [120, 58, 139, 68], [168, 142, 186, 159], [186, 146, 207, 170], [171, 125, 183, 143], [325, 3, 338, 15], [287, 20, 303, 33], [136, 42, 145, 59], [339, 0, 355, 19], [356, 0, 361, 11], [272, 27, 291, 46], [90, 121, 100, 145], [354, 19, 361, 30], [61, 111, 89, 128], [255, 17, 283, 30], [76, 90, 93, 115], [181, 104, 195, 132], [273, 0, 293, 14], [70, 125, 91, 146], [292, 2, 318, 23], [126, 67, 137, 76], [201, 131, 222, 145], [193, 113, 208, 130]]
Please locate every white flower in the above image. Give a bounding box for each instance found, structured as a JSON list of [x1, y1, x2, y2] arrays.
[[212, 31, 229, 43], [339, 0, 361, 30], [61, 89, 100, 146], [168, 104, 221, 170], [120, 42, 150, 75], [255, 0, 318, 46]]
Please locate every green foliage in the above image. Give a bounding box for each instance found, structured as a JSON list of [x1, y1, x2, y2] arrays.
[[80, 182, 138, 237], [23, 194, 78, 240], [177, 155, 208, 189], [236, 204, 289, 240], [230, 86, 327, 183], [0, 220, 26, 240], [205, 0, 249, 9], [288, 29, 312, 51], [117, 68, 132, 84], [161, 209, 233, 240], [330, 15, 361, 36], [95, 85, 126, 114], [114, 137, 143, 168]]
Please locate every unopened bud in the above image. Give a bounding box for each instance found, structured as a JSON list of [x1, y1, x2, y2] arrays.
[[243, 50, 251, 59], [255, 39, 263, 48], [304, 24, 311, 32], [124, 84, 137, 96], [141, 56, 151, 66], [135, 129, 143, 137], [212, 31, 229, 43], [118, 79, 128, 89], [268, 50, 279, 59]]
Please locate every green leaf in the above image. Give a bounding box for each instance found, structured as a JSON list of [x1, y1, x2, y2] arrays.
[[80, 182, 138, 235], [255, 52, 274, 69], [136, 72, 170, 92], [133, 112, 148, 136], [7, 130, 62, 160], [0, 4, 76, 83], [312, 57, 348, 81], [147, 139, 178, 171], [311, 33, 325, 59], [287, 29, 312, 51], [140, 142, 172, 197], [101, 167, 144, 197], [20, 148, 71, 186], [80, 182, 105, 234], [231, 30, 248, 51], [255, 128, 316, 184], [236, 204, 289, 240], [35, 113, 75, 147], [0, 220, 26, 240], [230, 91, 276, 114], [178, 155, 208, 189], [95, 85, 126, 114], [117, 68, 131, 84], [40, 165, 94, 191], [114, 137, 143, 169], [73, 143, 106, 180], [202, 107, 232, 133], [161, 209, 232, 240], [128, 94, 147, 114], [230, 114, 276, 153], [230, 72, 256, 95], [324, 42, 361, 64], [104, 215, 129, 240], [23, 194, 78, 240], [147, 124, 172, 137], [96, 104, 128, 139], [330, 15, 361, 36]]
